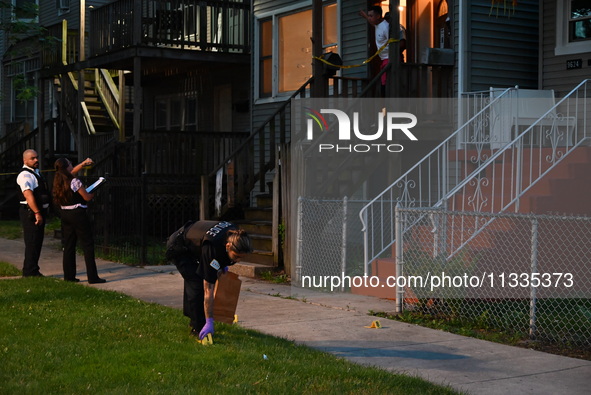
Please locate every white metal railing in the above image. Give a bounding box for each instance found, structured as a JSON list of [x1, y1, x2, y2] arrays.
[[360, 79, 590, 274], [443, 79, 590, 256]]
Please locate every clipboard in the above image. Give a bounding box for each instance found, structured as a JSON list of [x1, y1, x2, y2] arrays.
[[86, 177, 106, 193]]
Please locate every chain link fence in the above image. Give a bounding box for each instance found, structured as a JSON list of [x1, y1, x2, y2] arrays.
[[295, 198, 368, 285], [295, 199, 591, 346], [398, 207, 591, 346]]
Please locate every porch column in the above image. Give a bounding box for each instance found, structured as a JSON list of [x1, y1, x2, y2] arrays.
[[77, 0, 86, 162], [36, 71, 45, 168], [387, 0, 401, 98], [311, 0, 327, 97], [118, 70, 125, 142], [133, 57, 142, 142]]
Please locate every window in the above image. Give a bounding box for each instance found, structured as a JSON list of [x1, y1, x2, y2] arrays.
[[13, 0, 37, 21], [154, 96, 197, 131], [257, 3, 338, 99], [12, 73, 36, 125], [569, 0, 591, 42], [56, 0, 70, 16], [555, 0, 591, 55], [259, 19, 273, 97]]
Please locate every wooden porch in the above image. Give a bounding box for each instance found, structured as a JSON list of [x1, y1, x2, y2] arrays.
[[83, 0, 250, 69]]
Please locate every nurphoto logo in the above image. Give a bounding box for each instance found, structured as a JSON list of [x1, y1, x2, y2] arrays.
[[306, 108, 418, 153]]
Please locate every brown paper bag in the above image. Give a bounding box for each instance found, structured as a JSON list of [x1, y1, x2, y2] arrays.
[[214, 271, 242, 324]]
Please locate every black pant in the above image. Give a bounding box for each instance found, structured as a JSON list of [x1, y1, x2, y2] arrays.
[[60, 208, 100, 281], [19, 205, 45, 276], [176, 255, 205, 330]]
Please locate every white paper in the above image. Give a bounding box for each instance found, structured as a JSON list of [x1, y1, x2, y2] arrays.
[[86, 177, 106, 193]]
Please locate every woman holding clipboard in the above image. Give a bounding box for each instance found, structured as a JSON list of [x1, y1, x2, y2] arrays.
[[53, 157, 106, 284]]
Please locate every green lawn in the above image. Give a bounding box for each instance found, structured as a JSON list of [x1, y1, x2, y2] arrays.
[[0, 220, 23, 240], [0, 261, 21, 276], [0, 278, 459, 394]]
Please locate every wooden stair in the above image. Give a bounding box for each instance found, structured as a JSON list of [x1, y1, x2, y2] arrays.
[[230, 193, 277, 278], [55, 73, 118, 137]]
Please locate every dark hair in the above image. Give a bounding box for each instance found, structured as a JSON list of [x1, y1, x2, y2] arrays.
[[52, 157, 74, 206], [226, 229, 253, 254], [368, 5, 383, 17]]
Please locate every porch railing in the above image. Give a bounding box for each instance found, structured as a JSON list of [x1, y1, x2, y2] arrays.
[[89, 0, 251, 56], [95, 69, 121, 134], [360, 80, 591, 272], [141, 129, 249, 176], [442, 79, 590, 257], [202, 78, 314, 218], [359, 86, 517, 273], [43, 21, 78, 68]]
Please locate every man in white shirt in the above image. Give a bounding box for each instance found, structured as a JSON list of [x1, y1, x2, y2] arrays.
[[360, 6, 407, 95], [16, 149, 49, 277]]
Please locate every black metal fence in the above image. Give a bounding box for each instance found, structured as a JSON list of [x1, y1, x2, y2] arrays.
[[84, 173, 199, 265]]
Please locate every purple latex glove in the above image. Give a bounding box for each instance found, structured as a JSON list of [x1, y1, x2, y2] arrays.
[[223, 266, 230, 273], [199, 318, 214, 340]]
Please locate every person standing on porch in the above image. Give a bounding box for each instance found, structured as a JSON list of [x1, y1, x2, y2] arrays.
[[360, 5, 406, 96]]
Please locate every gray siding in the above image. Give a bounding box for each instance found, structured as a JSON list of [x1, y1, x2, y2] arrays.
[[252, 0, 304, 130], [466, 0, 539, 91], [541, 0, 591, 97], [254, 0, 303, 14], [40, 0, 111, 29], [341, 0, 368, 79]]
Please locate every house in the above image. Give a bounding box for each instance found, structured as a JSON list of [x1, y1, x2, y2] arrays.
[[1, 0, 255, 266], [1, 0, 589, 276], [241, 0, 589, 282]]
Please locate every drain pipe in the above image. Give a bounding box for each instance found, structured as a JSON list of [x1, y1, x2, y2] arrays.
[[395, 203, 404, 313], [457, 0, 468, 133]]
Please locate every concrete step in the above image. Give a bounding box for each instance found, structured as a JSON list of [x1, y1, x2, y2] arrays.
[[229, 261, 276, 277]]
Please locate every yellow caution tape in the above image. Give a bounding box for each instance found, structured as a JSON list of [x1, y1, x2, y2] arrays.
[[313, 38, 400, 69], [364, 320, 382, 329], [0, 168, 55, 177]]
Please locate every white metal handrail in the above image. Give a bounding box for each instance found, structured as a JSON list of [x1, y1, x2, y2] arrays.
[[443, 79, 590, 257], [360, 79, 590, 273], [359, 86, 517, 274]]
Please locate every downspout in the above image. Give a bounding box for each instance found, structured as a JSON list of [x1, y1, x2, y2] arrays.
[[457, 0, 468, 143], [457, 0, 467, 97], [538, 1, 543, 89]]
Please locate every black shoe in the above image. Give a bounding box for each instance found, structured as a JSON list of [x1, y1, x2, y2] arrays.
[[23, 272, 44, 278], [88, 278, 106, 284], [65, 278, 80, 282]]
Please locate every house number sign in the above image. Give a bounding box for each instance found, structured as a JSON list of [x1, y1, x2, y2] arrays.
[[566, 59, 582, 70]]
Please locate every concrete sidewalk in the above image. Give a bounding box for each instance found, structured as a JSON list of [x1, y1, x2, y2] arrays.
[[1, 237, 590, 394]]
